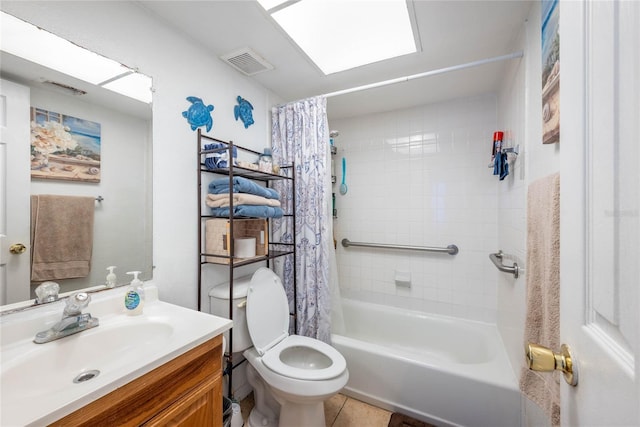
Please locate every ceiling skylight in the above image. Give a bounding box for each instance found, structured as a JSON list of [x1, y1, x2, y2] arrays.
[[0, 12, 152, 103], [258, 0, 417, 75], [102, 72, 153, 104]]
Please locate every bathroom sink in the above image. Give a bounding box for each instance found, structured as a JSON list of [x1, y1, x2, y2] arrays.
[[1, 319, 173, 399], [0, 284, 232, 426]]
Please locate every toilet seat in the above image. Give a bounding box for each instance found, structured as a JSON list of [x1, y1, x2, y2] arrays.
[[261, 335, 347, 380], [246, 268, 346, 381]]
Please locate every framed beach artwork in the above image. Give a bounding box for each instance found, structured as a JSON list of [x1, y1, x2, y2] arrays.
[[30, 107, 101, 182], [541, 0, 560, 144]]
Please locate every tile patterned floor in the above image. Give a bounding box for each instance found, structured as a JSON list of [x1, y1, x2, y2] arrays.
[[240, 392, 392, 427]]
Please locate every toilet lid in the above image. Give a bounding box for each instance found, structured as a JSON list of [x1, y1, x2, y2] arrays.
[[246, 267, 290, 356]]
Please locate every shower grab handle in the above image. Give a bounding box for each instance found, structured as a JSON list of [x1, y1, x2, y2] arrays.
[[341, 239, 458, 255], [489, 250, 519, 278]]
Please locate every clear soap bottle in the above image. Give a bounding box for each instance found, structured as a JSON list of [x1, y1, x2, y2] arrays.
[[106, 266, 117, 288], [124, 271, 145, 315], [258, 148, 273, 173]]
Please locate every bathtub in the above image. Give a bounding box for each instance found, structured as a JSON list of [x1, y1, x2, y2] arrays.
[[331, 299, 521, 427]]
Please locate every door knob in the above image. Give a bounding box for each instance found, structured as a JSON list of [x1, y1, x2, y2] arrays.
[[9, 243, 27, 254], [526, 343, 578, 386]]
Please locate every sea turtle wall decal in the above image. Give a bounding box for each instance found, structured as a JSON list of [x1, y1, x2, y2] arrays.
[[234, 96, 254, 129], [182, 96, 214, 132]]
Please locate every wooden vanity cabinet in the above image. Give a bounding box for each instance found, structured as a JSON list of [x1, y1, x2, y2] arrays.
[[49, 335, 223, 427]]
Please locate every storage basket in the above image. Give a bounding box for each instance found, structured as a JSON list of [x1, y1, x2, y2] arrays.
[[205, 218, 268, 264]]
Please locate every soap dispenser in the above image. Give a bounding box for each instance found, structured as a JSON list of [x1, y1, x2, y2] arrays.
[[124, 271, 145, 315], [106, 266, 117, 288]]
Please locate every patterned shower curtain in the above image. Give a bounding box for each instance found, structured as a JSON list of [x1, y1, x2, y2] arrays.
[[271, 96, 331, 343]]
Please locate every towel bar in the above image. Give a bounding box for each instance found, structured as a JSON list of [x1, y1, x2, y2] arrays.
[[489, 250, 519, 278], [342, 239, 458, 255]]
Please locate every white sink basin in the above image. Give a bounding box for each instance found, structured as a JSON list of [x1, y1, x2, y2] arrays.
[[2, 319, 173, 399], [0, 285, 232, 426]]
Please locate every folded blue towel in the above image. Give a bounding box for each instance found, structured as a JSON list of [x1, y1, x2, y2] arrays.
[[210, 205, 284, 218], [204, 143, 237, 169], [209, 176, 280, 200]]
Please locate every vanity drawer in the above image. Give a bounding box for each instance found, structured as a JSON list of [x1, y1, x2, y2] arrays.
[[49, 335, 223, 427]]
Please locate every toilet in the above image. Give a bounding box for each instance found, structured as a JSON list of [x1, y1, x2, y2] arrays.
[[210, 267, 348, 427]]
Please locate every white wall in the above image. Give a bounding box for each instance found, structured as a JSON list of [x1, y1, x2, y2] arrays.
[[496, 0, 561, 380], [495, 3, 559, 425], [2, 1, 282, 309], [29, 86, 152, 295], [330, 94, 504, 323]]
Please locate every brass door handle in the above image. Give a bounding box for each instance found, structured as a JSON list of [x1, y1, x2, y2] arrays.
[[9, 243, 27, 255], [526, 343, 578, 386]]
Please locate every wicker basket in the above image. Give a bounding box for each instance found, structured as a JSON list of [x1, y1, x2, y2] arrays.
[[205, 218, 268, 264]]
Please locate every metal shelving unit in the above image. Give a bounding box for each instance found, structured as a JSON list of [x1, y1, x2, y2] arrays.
[[196, 129, 296, 399]]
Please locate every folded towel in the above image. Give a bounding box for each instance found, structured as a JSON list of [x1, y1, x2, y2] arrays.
[[204, 143, 237, 169], [210, 205, 284, 218], [30, 194, 95, 281], [206, 193, 281, 208], [519, 172, 560, 426], [208, 176, 280, 200]]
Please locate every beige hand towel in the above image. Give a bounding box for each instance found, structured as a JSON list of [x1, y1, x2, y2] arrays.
[[30, 195, 95, 281], [519, 172, 561, 426]]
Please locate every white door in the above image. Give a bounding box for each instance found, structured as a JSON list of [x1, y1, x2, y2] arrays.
[[0, 79, 31, 305], [560, 1, 639, 425]]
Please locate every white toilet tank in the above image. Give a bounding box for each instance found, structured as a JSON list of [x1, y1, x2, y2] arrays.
[[209, 275, 253, 353]]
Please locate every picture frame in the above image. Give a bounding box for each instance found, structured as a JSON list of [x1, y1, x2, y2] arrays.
[[542, 0, 560, 144], [30, 107, 101, 182]]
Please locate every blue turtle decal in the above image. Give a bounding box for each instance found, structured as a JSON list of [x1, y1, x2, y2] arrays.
[[234, 96, 254, 129], [182, 96, 214, 132]]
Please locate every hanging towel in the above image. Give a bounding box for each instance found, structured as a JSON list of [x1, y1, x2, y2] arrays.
[[519, 172, 560, 426], [493, 151, 502, 176], [30, 195, 95, 281], [499, 152, 509, 180]]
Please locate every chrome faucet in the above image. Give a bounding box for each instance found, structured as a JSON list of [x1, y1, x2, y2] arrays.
[[34, 292, 99, 344]]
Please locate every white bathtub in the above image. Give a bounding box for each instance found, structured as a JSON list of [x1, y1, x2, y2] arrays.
[[331, 299, 521, 427]]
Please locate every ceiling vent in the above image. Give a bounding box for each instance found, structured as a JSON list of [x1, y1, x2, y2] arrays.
[[220, 47, 274, 76]]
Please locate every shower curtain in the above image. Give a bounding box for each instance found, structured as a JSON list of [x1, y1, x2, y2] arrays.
[[271, 96, 333, 343]]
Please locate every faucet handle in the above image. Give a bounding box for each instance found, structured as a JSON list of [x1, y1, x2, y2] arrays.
[[35, 281, 60, 305], [63, 292, 91, 316]]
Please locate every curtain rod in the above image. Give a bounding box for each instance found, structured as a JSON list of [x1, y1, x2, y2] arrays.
[[322, 51, 524, 99]]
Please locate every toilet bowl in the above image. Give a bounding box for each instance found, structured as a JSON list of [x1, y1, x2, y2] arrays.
[[242, 267, 348, 427]]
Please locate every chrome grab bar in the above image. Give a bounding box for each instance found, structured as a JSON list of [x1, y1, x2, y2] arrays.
[[489, 250, 519, 278], [341, 239, 458, 255]]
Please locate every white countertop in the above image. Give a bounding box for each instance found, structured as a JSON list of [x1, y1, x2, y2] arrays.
[[0, 285, 232, 426]]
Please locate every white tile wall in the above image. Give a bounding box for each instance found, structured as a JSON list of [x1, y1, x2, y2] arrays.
[[330, 94, 511, 323], [495, 0, 560, 380], [496, 18, 529, 377]]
